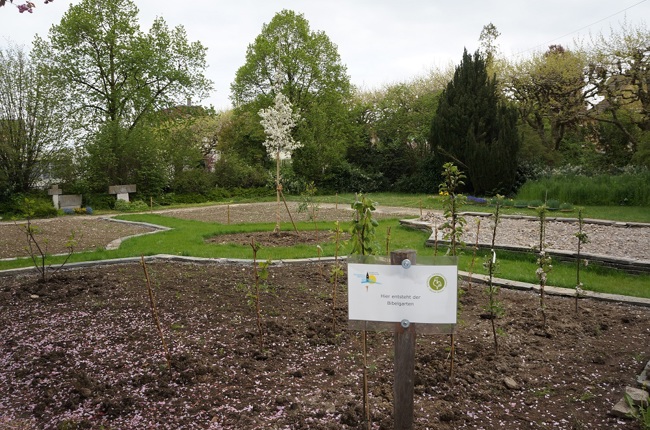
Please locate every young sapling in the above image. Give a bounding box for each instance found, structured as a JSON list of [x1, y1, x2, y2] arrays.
[[249, 238, 270, 351], [483, 195, 505, 354], [574, 208, 589, 314], [329, 221, 344, 332], [141, 256, 172, 373], [534, 205, 552, 329], [438, 162, 467, 380], [467, 218, 481, 289], [17, 198, 77, 283], [349, 194, 378, 430]]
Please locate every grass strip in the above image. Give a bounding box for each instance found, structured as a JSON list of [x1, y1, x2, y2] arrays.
[[1, 214, 648, 300]]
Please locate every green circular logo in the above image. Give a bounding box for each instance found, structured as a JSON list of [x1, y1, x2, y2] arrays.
[[428, 274, 447, 292]]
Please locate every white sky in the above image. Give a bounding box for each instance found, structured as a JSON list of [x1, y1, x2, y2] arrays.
[[1, 0, 648, 111]]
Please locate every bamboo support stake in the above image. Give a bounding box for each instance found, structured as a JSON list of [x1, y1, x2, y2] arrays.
[[141, 256, 172, 373], [279, 189, 299, 233]]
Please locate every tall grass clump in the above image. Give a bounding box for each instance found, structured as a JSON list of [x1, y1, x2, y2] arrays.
[[516, 170, 650, 206]]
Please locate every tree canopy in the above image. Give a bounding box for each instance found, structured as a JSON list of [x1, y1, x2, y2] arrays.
[[230, 9, 352, 182], [506, 45, 589, 152], [0, 44, 67, 195], [231, 9, 350, 108], [585, 20, 650, 155], [35, 0, 211, 134], [431, 49, 520, 195], [31, 0, 212, 190]]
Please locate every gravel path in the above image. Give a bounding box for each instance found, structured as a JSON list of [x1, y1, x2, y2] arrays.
[[419, 211, 650, 262], [1, 202, 648, 262]]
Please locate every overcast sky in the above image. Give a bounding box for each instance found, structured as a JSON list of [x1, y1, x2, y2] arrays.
[[1, 0, 648, 110]]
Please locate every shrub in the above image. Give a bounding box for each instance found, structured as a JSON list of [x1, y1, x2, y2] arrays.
[[170, 193, 210, 205], [171, 169, 216, 195], [1, 191, 52, 216], [84, 193, 115, 210], [559, 202, 573, 211], [19, 198, 58, 218], [547, 199, 560, 210], [320, 162, 385, 194], [114, 199, 149, 212], [213, 155, 268, 189], [515, 169, 650, 206], [467, 196, 487, 205]]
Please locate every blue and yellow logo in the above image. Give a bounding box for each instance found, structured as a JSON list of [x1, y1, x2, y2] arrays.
[[364, 272, 378, 284]]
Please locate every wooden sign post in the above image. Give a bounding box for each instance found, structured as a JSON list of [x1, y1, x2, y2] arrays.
[[347, 252, 457, 430], [391, 250, 417, 430]]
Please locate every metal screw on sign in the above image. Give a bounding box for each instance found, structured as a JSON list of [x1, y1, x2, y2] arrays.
[[400, 319, 410, 328], [401, 259, 412, 269]]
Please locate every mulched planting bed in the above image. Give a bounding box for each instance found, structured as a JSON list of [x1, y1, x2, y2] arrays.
[[206, 230, 349, 247], [1, 261, 648, 429]]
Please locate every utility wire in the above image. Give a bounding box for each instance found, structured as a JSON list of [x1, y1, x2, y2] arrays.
[[511, 0, 647, 57]]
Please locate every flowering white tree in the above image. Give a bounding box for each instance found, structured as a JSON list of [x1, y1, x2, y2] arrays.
[[259, 87, 302, 233]]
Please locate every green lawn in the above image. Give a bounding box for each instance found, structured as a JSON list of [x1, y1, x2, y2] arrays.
[[1, 213, 648, 300], [298, 192, 650, 223]]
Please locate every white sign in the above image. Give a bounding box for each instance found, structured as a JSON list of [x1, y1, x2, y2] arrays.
[[348, 263, 457, 325]]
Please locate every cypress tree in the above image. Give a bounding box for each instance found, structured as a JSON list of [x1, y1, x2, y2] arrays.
[[430, 49, 519, 195]]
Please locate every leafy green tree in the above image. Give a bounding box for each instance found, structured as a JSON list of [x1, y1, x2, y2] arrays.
[[430, 49, 519, 195], [32, 0, 212, 190], [0, 44, 67, 197], [507, 45, 589, 154], [82, 120, 167, 196], [230, 9, 352, 183], [479, 22, 501, 73], [585, 20, 650, 153], [150, 105, 220, 194], [350, 79, 441, 192]]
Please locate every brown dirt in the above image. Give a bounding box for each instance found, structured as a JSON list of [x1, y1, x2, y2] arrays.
[[0, 203, 648, 429], [0, 217, 155, 259], [0, 262, 648, 429], [207, 230, 350, 248]]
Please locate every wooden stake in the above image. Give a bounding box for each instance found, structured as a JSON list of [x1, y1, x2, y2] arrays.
[[279, 189, 299, 233], [391, 249, 417, 430], [362, 327, 370, 430]]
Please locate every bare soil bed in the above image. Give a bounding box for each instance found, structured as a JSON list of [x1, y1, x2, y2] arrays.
[[1, 261, 648, 429], [0, 217, 155, 260], [1, 203, 649, 429]]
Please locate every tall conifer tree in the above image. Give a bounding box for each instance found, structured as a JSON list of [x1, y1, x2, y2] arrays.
[[430, 49, 519, 195]]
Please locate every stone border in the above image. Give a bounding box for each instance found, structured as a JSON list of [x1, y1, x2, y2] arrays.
[[99, 217, 171, 250], [401, 219, 650, 274]]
